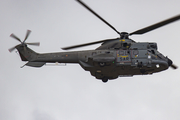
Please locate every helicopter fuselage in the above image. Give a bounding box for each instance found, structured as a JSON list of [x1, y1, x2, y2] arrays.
[[15, 39, 171, 81]]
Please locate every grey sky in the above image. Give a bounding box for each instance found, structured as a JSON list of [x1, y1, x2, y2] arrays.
[[1, 0, 180, 120]]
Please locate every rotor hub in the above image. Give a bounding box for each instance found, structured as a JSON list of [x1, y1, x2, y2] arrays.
[[120, 32, 129, 39]]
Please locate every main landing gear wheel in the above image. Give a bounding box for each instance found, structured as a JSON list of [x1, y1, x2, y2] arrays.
[[102, 77, 108, 83]]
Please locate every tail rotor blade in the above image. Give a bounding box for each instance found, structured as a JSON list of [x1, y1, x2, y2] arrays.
[[10, 34, 22, 43], [23, 30, 31, 43], [9, 30, 39, 53], [26, 42, 40, 46], [8, 46, 16, 52]]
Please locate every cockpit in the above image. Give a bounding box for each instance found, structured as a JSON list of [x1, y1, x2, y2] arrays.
[[147, 49, 166, 60]]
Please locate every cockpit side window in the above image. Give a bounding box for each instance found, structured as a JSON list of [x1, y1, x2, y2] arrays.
[[156, 51, 165, 59], [147, 49, 157, 59], [151, 50, 155, 54], [148, 49, 155, 55]]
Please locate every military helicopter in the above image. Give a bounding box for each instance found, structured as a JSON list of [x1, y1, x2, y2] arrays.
[[9, 0, 179, 82]]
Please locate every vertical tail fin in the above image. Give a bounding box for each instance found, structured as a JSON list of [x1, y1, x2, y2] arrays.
[[15, 45, 38, 61], [16, 45, 46, 67]]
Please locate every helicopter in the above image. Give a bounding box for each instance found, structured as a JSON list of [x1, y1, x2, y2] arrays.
[[9, 0, 180, 82]]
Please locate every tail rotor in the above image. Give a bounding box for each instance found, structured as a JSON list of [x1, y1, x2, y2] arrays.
[[9, 30, 40, 52]]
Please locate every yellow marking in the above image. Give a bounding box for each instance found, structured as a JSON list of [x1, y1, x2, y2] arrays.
[[119, 39, 125, 42], [120, 55, 129, 58]]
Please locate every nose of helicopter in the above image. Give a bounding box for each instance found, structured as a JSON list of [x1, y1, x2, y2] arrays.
[[167, 58, 173, 66], [151, 60, 168, 68], [166, 57, 178, 69]]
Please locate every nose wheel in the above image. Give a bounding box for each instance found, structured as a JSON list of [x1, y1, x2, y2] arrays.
[[102, 77, 108, 83]]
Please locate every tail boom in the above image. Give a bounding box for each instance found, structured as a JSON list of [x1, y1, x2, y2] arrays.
[[15, 45, 79, 67]]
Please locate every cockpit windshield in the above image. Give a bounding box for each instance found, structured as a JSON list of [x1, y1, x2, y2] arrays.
[[155, 50, 166, 59], [148, 49, 166, 60], [147, 49, 166, 60]]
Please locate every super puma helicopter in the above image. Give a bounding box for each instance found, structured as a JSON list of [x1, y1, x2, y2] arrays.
[[9, 0, 179, 82]]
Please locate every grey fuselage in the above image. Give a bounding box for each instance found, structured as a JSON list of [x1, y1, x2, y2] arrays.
[[16, 38, 170, 80]]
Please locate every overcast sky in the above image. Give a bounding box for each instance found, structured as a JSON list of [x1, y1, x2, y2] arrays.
[[1, 0, 180, 120]]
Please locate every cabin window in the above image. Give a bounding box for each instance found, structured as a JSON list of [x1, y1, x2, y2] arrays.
[[133, 50, 139, 55], [125, 50, 130, 55], [119, 51, 124, 55]]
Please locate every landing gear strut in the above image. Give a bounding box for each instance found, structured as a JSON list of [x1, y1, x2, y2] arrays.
[[102, 77, 108, 83]]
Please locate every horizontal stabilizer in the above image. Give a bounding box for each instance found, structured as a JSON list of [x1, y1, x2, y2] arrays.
[[25, 62, 46, 67]]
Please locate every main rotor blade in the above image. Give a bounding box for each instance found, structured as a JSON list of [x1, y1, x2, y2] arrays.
[[62, 38, 117, 50], [171, 64, 178, 69], [23, 30, 31, 43], [26, 42, 40, 46], [76, 0, 120, 35], [10, 34, 22, 43], [129, 14, 180, 35]]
